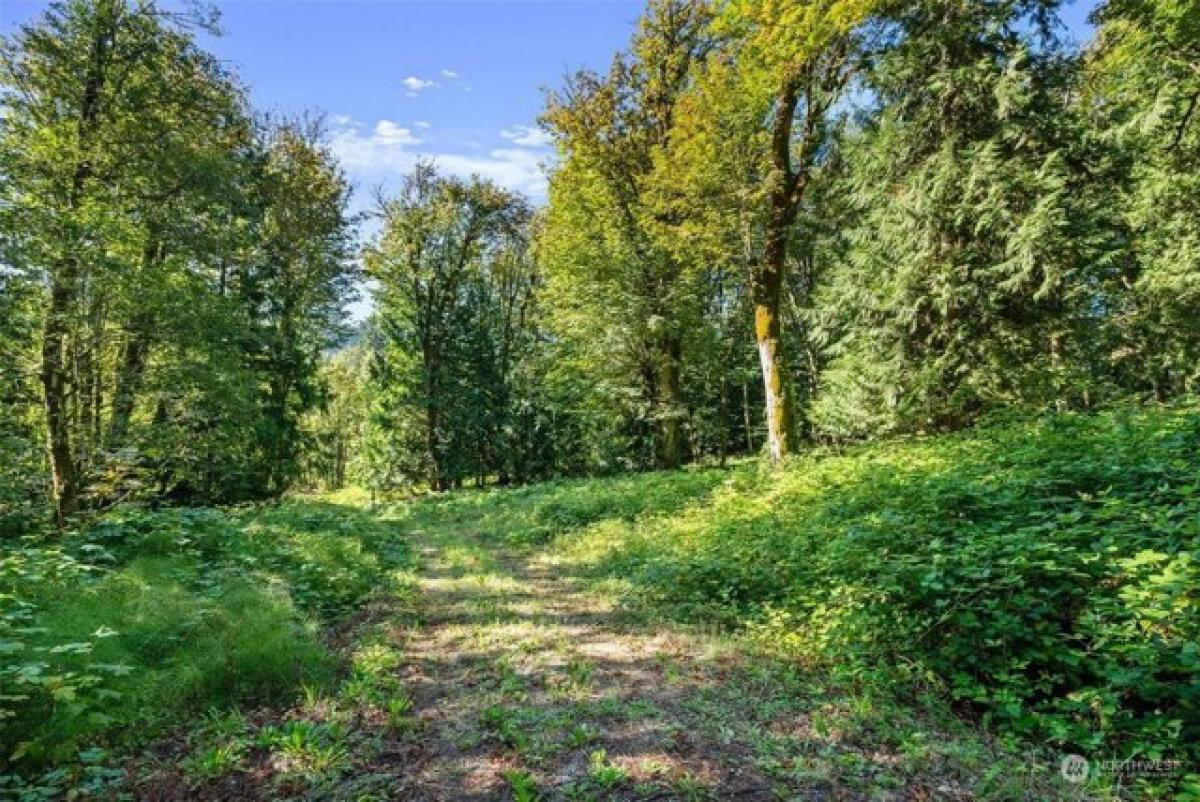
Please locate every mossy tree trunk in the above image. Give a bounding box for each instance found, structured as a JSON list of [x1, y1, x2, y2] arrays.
[[753, 271, 793, 464], [752, 75, 805, 464]]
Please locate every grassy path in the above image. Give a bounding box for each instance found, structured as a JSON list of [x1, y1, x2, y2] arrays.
[[394, 525, 777, 800], [128, 496, 1067, 801]]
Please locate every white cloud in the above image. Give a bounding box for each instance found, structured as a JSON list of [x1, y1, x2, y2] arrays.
[[413, 120, 431, 130], [500, 124, 553, 148], [440, 69, 459, 79], [329, 118, 421, 169], [402, 75, 436, 92], [437, 148, 549, 199], [328, 116, 550, 201], [373, 119, 421, 145]]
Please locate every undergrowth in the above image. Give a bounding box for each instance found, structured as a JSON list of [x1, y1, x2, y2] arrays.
[[578, 405, 1198, 795], [392, 402, 1200, 797], [2, 403, 1197, 798], [0, 500, 414, 796]]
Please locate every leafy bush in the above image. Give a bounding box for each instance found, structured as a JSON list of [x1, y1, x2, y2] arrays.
[[0, 500, 412, 772], [556, 404, 1200, 766]]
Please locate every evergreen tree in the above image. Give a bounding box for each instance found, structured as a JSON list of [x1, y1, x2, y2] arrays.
[[1089, 0, 1200, 398], [365, 164, 534, 491], [813, 0, 1106, 436]]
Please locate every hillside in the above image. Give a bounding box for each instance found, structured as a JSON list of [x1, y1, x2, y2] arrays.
[[5, 1, 1200, 799], [3, 404, 1195, 799]]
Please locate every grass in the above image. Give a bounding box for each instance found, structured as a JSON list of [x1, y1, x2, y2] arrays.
[[1, 402, 1197, 799], [377, 401, 1199, 798], [558, 405, 1200, 764], [0, 499, 414, 795]]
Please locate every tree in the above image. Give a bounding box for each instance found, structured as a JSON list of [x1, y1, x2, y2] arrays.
[[1088, 0, 1200, 398], [0, 270, 44, 534], [0, 0, 251, 522], [812, 0, 1107, 436], [663, 0, 876, 461], [540, 0, 711, 470], [365, 163, 532, 491], [301, 343, 372, 490], [0, 1, 356, 520], [243, 120, 356, 494]]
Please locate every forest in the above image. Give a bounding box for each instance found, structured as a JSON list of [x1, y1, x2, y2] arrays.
[[0, 0, 1197, 799]]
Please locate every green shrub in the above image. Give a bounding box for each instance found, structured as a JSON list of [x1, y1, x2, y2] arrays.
[[0, 499, 412, 772], [563, 404, 1200, 765]]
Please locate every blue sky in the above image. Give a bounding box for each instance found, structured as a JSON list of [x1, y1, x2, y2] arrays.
[[0, 0, 1101, 318], [1, 0, 646, 210], [1, 0, 1100, 206]]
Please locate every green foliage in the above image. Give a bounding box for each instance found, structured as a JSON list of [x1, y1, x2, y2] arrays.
[[541, 404, 1198, 770], [0, 0, 354, 521], [812, 0, 1109, 437], [586, 748, 628, 788], [0, 499, 413, 773], [375, 403, 1198, 793], [0, 272, 46, 535], [504, 769, 542, 802], [254, 719, 350, 780], [4, 0, 1200, 796], [364, 162, 547, 491], [301, 344, 373, 490], [1087, 0, 1200, 398], [539, 1, 750, 472], [394, 464, 726, 548]]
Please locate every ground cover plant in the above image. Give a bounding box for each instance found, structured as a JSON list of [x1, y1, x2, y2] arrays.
[[0, 404, 1196, 799], [551, 405, 1200, 772], [0, 501, 414, 796], [4, 0, 1200, 798]]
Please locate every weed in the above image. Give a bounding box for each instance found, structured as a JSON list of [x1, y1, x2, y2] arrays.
[[566, 723, 597, 749], [564, 657, 595, 688], [182, 742, 245, 783], [481, 705, 532, 754], [587, 749, 628, 788], [386, 695, 417, 733], [256, 719, 349, 779], [673, 772, 714, 801], [504, 769, 542, 802]]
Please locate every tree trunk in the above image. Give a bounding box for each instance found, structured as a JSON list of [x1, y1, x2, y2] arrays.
[[77, 288, 104, 468], [426, 401, 445, 491], [42, 1, 116, 525], [753, 261, 793, 464], [108, 328, 149, 448], [741, 382, 754, 453], [109, 236, 164, 448], [718, 374, 728, 468], [42, 274, 78, 526], [752, 75, 805, 464], [334, 439, 345, 489], [656, 332, 684, 469]]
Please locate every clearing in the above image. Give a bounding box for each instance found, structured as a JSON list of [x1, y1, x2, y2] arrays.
[[131, 503, 1057, 801], [5, 405, 1195, 800]]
